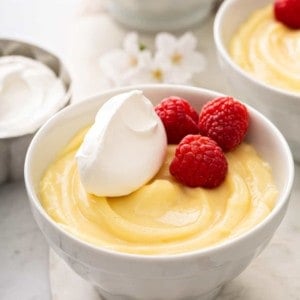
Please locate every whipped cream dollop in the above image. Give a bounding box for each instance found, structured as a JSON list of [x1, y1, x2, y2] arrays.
[[76, 90, 167, 197], [0, 55, 66, 138]]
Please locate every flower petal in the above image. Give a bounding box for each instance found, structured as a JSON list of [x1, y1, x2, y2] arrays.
[[177, 32, 198, 53], [123, 66, 156, 85], [123, 32, 140, 54], [137, 50, 153, 67], [155, 32, 177, 54], [99, 49, 133, 85], [154, 51, 172, 69]]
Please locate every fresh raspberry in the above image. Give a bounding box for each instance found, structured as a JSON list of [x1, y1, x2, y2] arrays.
[[198, 97, 249, 152], [274, 0, 300, 29], [169, 135, 228, 188], [155, 96, 199, 144]]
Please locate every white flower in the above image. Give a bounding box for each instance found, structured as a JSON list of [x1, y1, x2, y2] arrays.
[[123, 52, 170, 84], [99, 32, 150, 86], [99, 31, 206, 87], [125, 53, 195, 85], [155, 32, 205, 78]]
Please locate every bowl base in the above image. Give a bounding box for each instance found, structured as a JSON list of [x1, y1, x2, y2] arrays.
[[106, 2, 213, 32], [96, 285, 222, 300]]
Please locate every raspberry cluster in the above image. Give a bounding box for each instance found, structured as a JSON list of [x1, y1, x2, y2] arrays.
[[155, 96, 249, 188]]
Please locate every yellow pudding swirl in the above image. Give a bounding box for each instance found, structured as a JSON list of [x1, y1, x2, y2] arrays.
[[40, 128, 278, 255], [230, 5, 300, 93]]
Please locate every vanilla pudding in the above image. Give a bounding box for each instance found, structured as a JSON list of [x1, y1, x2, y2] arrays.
[[0, 55, 66, 138], [39, 91, 278, 255], [229, 4, 300, 94], [40, 134, 277, 255]]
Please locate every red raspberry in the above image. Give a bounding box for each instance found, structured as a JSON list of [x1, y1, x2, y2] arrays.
[[198, 97, 249, 152], [274, 0, 300, 29], [155, 96, 199, 144], [169, 135, 228, 188]]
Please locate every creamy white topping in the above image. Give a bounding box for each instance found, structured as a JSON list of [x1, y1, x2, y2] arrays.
[[0, 55, 66, 138], [76, 90, 167, 197]]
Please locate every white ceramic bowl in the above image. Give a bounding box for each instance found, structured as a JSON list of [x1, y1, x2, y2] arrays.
[[105, 0, 215, 31], [25, 85, 294, 300], [214, 0, 300, 162], [0, 38, 72, 183]]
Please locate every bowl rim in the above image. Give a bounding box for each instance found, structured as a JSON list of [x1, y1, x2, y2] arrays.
[[24, 84, 294, 262], [213, 0, 300, 100]]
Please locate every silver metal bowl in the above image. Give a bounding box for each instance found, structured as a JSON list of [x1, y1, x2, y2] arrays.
[[0, 38, 72, 183]]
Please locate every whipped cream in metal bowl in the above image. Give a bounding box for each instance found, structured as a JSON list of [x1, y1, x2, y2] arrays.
[[0, 55, 66, 138], [0, 39, 71, 183]]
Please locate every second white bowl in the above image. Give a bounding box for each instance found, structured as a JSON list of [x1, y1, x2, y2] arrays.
[[214, 0, 300, 162]]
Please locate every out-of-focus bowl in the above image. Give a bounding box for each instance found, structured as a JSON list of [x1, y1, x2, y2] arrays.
[[25, 85, 294, 300], [0, 38, 72, 183], [105, 0, 216, 32], [214, 0, 300, 162]]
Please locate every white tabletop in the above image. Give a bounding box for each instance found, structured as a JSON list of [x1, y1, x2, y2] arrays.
[[0, 1, 299, 299]]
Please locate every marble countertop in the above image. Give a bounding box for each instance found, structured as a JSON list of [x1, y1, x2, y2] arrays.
[[0, 1, 299, 299]]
